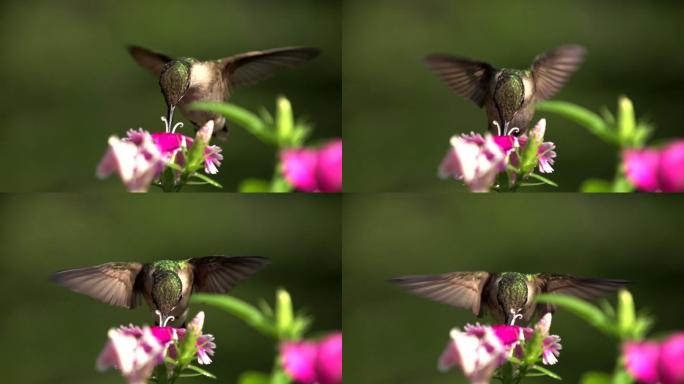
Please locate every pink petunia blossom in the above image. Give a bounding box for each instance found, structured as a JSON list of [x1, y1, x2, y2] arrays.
[[439, 119, 556, 192], [281, 139, 343, 193], [97, 312, 215, 384], [624, 140, 684, 192], [624, 333, 684, 384], [280, 332, 343, 384], [96, 130, 165, 192], [439, 313, 562, 383], [97, 121, 223, 192]]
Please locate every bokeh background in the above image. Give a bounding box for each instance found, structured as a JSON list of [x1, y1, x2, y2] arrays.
[[0, 194, 341, 383], [343, 194, 684, 383], [343, 0, 684, 192], [0, 0, 340, 191]]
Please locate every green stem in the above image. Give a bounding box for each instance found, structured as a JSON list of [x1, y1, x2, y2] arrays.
[[514, 365, 529, 384], [155, 364, 169, 384]]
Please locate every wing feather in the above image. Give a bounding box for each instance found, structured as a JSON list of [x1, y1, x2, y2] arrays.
[[424, 54, 494, 107], [51, 262, 144, 309], [390, 271, 491, 316], [531, 44, 586, 100], [222, 47, 319, 90], [189, 256, 270, 294]]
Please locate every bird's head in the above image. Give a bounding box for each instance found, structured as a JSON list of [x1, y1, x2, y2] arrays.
[[159, 58, 193, 130], [497, 272, 529, 325], [152, 270, 183, 327], [493, 71, 525, 135]]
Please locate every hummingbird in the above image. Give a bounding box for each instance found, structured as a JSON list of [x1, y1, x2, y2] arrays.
[[128, 45, 320, 138], [424, 44, 586, 136], [391, 271, 628, 326], [52, 256, 269, 327]]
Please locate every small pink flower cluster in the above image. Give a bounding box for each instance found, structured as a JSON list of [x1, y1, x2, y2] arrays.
[[623, 140, 684, 192], [439, 119, 556, 192], [97, 121, 223, 192], [96, 312, 215, 384], [280, 332, 342, 384], [623, 333, 684, 384], [280, 139, 343, 192], [439, 314, 561, 384]]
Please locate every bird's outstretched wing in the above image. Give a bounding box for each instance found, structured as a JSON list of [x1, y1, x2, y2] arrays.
[[424, 54, 495, 107], [530, 44, 586, 101], [221, 47, 320, 90], [127, 45, 172, 76], [51, 262, 145, 309], [534, 273, 629, 313], [390, 271, 492, 316], [189, 256, 270, 294]]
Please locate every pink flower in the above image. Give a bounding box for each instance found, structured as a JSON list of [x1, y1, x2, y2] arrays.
[[96, 326, 166, 384], [624, 333, 684, 384], [624, 140, 684, 192], [439, 133, 507, 192], [97, 312, 215, 383], [281, 139, 342, 193], [280, 332, 342, 384], [96, 130, 165, 192], [440, 314, 561, 383], [97, 121, 223, 192], [439, 119, 556, 192]]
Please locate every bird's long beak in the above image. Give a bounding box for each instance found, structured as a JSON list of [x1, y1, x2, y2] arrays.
[[165, 105, 176, 132]]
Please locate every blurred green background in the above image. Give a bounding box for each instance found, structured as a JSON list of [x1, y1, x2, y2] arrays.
[[343, 0, 684, 192], [0, 194, 340, 383], [0, 0, 340, 192], [343, 194, 684, 383]]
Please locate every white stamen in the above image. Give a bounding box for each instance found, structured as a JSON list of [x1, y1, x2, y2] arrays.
[[154, 309, 176, 327], [160, 116, 185, 133], [492, 121, 502, 136], [493, 120, 521, 136], [509, 308, 524, 325], [161, 116, 171, 133]]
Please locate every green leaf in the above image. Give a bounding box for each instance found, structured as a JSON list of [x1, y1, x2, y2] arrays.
[[276, 97, 294, 146], [186, 135, 208, 173], [192, 173, 223, 189], [618, 96, 636, 146], [527, 172, 558, 187], [238, 372, 271, 384], [536, 100, 618, 144], [270, 175, 293, 193], [536, 294, 617, 337], [191, 293, 277, 337], [580, 179, 613, 192], [190, 101, 277, 145], [291, 313, 313, 339], [530, 364, 562, 380], [270, 369, 292, 384], [612, 176, 635, 193], [184, 364, 216, 379], [239, 179, 272, 193], [580, 372, 613, 384], [276, 289, 294, 339]]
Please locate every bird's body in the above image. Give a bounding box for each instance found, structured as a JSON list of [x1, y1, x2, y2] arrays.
[[391, 271, 627, 325], [425, 45, 586, 135], [128, 45, 320, 138], [52, 256, 269, 327]]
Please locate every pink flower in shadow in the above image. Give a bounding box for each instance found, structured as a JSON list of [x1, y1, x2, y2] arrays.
[[281, 139, 342, 192], [280, 332, 342, 384], [624, 140, 684, 192], [624, 333, 684, 384]]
